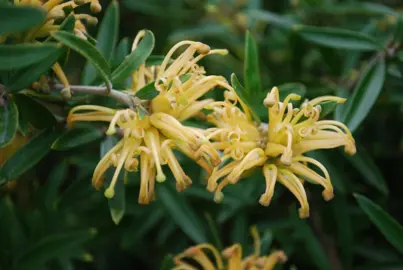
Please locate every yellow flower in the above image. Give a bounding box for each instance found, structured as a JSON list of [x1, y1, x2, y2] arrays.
[[67, 39, 229, 203], [205, 85, 356, 218], [173, 227, 287, 270]]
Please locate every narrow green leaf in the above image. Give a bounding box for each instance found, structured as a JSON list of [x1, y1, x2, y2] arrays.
[[230, 73, 260, 122], [7, 48, 64, 92], [295, 25, 380, 51], [319, 100, 339, 118], [146, 55, 166, 66], [248, 9, 297, 29], [159, 254, 175, 270], [112, 38, 130, 68], [0, 130, 58, 184], [343, 146, 388, 195], [44, 161, 68, 209], [342, 57, 385, 132], [83, 0, 119, 85], [135, 81, 159, 100], [51, 31, 112, 90], [157, 183, 207, 243], [244, 31, 262, 96], [111, 30, 155, 84], [355, 194, 403, 254], [13, 94, 56, 129], [0, 5, 46, 34], [52, 127, 103, 150], [0, 43, 61, 70], [16, 229, 97, 268], [107, 170, 126, 225], [0, 98, 18, 148]]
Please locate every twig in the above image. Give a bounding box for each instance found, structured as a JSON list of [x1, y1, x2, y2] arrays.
[[52, 84, 135, 108]]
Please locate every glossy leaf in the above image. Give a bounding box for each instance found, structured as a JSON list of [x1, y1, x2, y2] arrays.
[[0, 43, 61, 70], [0, 98, 18, 148], [51, 31, 112, 90], [319, 100, 339, 118], [44, 161, 68, 209], [111, 30, 155, 84], [83, 0, 119, 85], [0, 130, 58, 184], [146, 55, 166, 66], [355, 194, 403, 254], [16, 229, 96, 268], [52, 127, 103, 151], [342, 57, 385, 132], [13, 94, 56, 129], [244, 31, 262, 96], [157, 183, 207, 244], [295, 25, 380, 51], [0, 5, 45, 34], [7, 48, 64, 92], [135, 81, 159, 100], [230, 73, 260, 122], [107, 170, 126, 225]]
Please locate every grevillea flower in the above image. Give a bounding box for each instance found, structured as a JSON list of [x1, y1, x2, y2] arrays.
[[204, 85, 356, 218], [67, 40, 228, 203], [173, 227, 286, 270]]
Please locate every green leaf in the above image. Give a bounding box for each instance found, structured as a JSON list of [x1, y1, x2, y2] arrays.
[[0, 98, 18, 148], [157, 183, 207, 244], [248, 9, 297, 29], [83, 0, 119, 85], [7, 48, 64, 92], [230, 73, 260, 122], [52, 127, 103, 150], [0, 5, 46, 34], [319, 100, 339, 118], [355, 194, 403, 254], [107, 170, 126, 225], [13, 94, 56, 129], [146, 55, 166, 66], [343, 146, 388, 195], [16, 229, 97, 268], [135, 81, 159, 100], [342, 57, 385, 132], [295, 25, 380, 51], [112, 38, 130, 68], [51, 31, 112, 91], [44, 161, 68, 210], [0, 130, 58, 184], [244, 31, 262, 96], [277, 82, 307, 101], [111, 30, 155, 84], [159, 254, 175, 270], [0, 43, 61, 70]]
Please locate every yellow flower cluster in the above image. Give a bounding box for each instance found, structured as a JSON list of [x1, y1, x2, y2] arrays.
[[173, 227, 286, 270], [68, 37, 228, 204], [68, 35, 356, 216], [204, 86, 356, 218]]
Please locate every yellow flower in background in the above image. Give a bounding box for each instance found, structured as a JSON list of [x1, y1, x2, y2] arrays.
[[205, 85, 356, 218], [2, 0, 103, 98], [173, 227, 287, 270], [67, 39, 229, 203]]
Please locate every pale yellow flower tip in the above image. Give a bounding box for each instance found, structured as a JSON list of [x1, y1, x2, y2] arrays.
[[90, 2, 102, 13], [106, 128, 116, 135], [259, 194, 271, 206], [322, 189, 334, 201], [195, 42, 210, 54], [48, 8, 65, 20], [156, 173, 166, 183], [214, 191, 224, 203], [104, 187, 115, 199], [263, 87, 279, 107], [61, 88, 72, 100], [298, 207, 309, 219]]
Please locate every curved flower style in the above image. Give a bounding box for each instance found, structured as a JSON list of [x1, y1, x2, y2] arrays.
[[173, 227, 286, 270], [205, 86, 356, 218], [67, 40, 228, 203]]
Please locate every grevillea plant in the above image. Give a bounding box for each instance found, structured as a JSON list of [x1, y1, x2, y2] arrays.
[[1, 1, 403, 269]]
